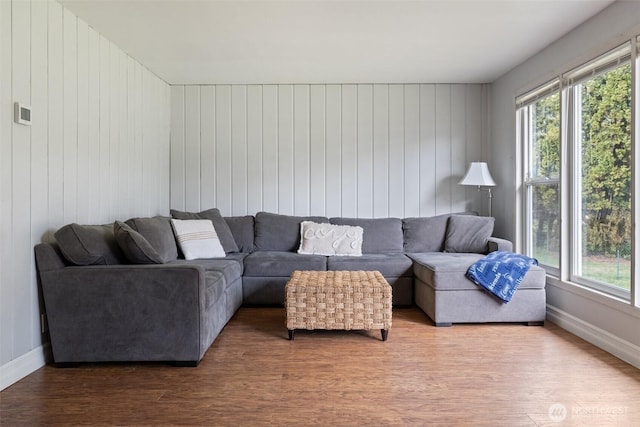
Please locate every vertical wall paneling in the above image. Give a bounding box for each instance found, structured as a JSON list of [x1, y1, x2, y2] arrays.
[[1, 1, 171, 386], [109, 42, 119, 217], [231, 85, 247, 215], [278, 85, 294, 215], [309, 85, 326, 215], [118, 50, 128, 219], [97, 35, 110, 222], [325, 85, 341, 217], [388, 85, 404, 218], [30, 0, 49, 347], [341, 85, 358, 217], [293, 85, 310, 216], [126, 56, 135, 218], [356, 85, 373, 218], [451, 85, 467, 212], [372, 85, 389, 218], [215, 85, 232, 214], [419, 84, 436, 217], [246, 85, 263, 214], [87, 27, 100, 223], [168, 83, 487, 219], [0, 0, 12, 364], [404, 84, 420, 217], [48, 1, 64, 228], [76, 19, 89, 223], [11, 0, 31, 357], [62, 8, 77, 225], [185, 86, 201, 212], [200, 86, 216, 209], [435, 84, 452, 215], [133, 61, 145, 215], [170, 85, 185, 210], [262, 85, 279, 213], [466, 85, 483, 212]]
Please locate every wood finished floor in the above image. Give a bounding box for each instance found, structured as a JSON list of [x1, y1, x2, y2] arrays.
[[1, 307, 639, 426]]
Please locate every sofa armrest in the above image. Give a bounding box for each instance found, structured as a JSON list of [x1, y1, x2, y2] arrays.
[[40, 264, 207, 364], [487, 237, 513, 253]]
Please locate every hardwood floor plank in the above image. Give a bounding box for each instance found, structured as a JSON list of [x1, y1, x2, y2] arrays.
[[1, 308, 638, 426]]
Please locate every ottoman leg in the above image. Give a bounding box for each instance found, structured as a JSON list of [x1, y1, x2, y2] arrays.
[[288, 329, 295, 341], [381, 329, 388, 341]]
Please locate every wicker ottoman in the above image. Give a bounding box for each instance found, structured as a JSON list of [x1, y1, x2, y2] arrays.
[[285, 270, 392, 341]]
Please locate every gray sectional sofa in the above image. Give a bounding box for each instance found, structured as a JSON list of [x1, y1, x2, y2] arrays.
[[34, 210, 546, 366]]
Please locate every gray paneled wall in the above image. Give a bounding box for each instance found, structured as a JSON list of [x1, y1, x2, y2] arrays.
[[0, 0, 170, 379], [170, 84, 489, 218]]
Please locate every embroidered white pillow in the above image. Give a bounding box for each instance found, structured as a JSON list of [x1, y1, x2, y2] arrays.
[[298, 221, 363, 256], [170, 219, 225, 260]]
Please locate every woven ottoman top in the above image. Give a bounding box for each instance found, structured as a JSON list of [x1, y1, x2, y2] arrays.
[[285, 270, 392, 334], [287, 270, 390, 289]]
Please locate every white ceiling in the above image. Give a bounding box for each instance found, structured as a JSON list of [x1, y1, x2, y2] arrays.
[[59, 0, 616, 85]]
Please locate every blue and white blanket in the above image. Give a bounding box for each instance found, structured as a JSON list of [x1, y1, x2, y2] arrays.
[[466, 251, 538, 304]]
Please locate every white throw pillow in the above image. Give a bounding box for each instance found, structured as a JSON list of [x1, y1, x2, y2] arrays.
[[298, 221, 363, 256], [170, 219, 226, 260]]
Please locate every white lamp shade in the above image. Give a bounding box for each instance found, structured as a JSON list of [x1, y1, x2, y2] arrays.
[[459, 162, 496, 187]]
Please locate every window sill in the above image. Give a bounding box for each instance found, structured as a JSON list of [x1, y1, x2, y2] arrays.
[[546, 275, 640, 319]]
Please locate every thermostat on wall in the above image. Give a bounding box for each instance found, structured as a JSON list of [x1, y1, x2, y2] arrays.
[[14, 102, 31, 125]]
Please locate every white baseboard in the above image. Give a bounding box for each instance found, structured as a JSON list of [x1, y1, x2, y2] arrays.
[[546, 305, 640, 369], [0, 344, 49, 391]]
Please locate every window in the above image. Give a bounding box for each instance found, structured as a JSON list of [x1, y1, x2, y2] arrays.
[[518, 82, 561, 271], [567, 44, 632, 297], [518, 40, 637, 302]]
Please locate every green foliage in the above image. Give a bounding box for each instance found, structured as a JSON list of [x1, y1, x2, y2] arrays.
[[530, 64, 632, 265], [581, 65, 632, 256]]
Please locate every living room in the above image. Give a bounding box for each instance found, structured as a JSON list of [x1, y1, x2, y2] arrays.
[[1, 0, 639, 424]]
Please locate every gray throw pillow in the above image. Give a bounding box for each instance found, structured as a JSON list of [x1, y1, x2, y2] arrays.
[[113, 221, 164, 264], [54, 223, 125, 265], [171, 208, 239, 254], [403, 212, 478, 253], [444, 215, 495, 253], [124, 216, 178, 263]]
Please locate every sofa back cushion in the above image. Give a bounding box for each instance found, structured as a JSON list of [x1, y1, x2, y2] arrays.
[[254, 212, 329, 252], [170, 208, 239, 254], [444, 215, 495, 254], [124, 216, 178, 263], [403, 212, 477, 253], [114, 221, 164, 264], [54, 223, 125, 265], [224, 215, 255, 253], [329, 217, 403, 254]]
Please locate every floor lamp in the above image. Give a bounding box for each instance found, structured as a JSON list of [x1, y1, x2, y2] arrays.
[[459, 162, 496, 217]]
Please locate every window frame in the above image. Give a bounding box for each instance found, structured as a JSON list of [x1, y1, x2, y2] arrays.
[[518, 80, 562, 276], [517, 38, 639, 306]]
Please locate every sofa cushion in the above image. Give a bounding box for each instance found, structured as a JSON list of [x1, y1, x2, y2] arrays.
[[113, 221, 164, 264], [170, 219, 226, 260], [444, 215, 495, 254], [298, 221, 363, 256], [243, 251, 327, 277], [254, 212, 329, 252], [409, 252, 546, 291], [168, 258, 243, 285], [224, 215, 255, 253], [330, 217, 403, 254], [327, 253, 413, 277], [54, 223, 125, 265], [403, 212, 477, 253], [125, 216, 178, 262], [171, 208, 239, 254]]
